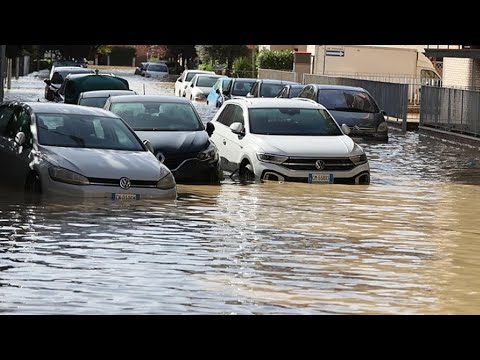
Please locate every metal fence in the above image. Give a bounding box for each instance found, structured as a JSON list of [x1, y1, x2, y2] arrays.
[[420, 85, 480, 136], [258, 68, 297, 82], [304, 74, 409, 122]]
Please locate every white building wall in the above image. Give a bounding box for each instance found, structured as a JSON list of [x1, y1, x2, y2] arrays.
[[443, 57, 474, 88]]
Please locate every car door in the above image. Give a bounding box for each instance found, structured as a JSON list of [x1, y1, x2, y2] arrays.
[[210, 104, 236, 171], [0, 105, 16, 184], [175, 71, 186, 96], [207, 79, 220, 106], [1, 106, 34, 188], [220, 104, 246, 171]]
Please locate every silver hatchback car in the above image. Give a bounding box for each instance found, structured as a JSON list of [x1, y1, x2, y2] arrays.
[[0, 101, 176, 199]]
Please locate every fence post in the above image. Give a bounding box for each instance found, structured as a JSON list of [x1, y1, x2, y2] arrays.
[[401, 84, 408, 133], [15, 57, 19, 80], [7, 58, 12, 89], [0, 45, 5, 101], [447, 88, 451, 130], [460, 90, 464, 127]]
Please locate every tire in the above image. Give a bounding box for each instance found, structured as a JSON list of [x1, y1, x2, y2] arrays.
[[25, 173, 42, 194], [240, 163, 255, 183]]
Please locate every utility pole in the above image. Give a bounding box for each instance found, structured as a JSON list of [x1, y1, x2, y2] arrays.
[[0, 45, 5, 101]]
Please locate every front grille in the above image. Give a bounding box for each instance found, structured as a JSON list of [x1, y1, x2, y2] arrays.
[[282, 157, 356, 171], [88, 177, 158, 187], [161, 152, 198, 170]]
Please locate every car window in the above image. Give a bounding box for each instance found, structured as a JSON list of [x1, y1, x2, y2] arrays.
[[318, 89, 379, 113], [36, 113, 144, 151], [232, 80, 255, 96], [248, 107, 342, 136], [298, 85, 313, 99], [260, 83, 285, 98], [278, 87, 287, 98], [230, 105, 244, 126], [197, 76, 220, 88], [4, 108, 32, 143], [0, 106, 15, 136], [289, 87, 302, 98], [216, 104, 235, 127], [213, 80, 220, 91], [221, 78, 231, 90], [249, 82, 258, 96], [110, 102, 203, 131], [147, 64, 168, 72], [78, 97, 109, 108], [186, 72, 201, 82]]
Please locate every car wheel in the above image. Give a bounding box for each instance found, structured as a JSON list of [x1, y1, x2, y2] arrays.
[[239, 162, 255, 183], [25, 173, 42, 194]]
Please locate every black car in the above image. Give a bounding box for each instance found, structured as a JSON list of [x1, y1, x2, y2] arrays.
[[134, 62, 149, 76], [104, 95, 222, 184], [276, 84, 305, 98], [213, 78, 256, 108], [298, 84, 388, 141], [246, 79, 300, 98]]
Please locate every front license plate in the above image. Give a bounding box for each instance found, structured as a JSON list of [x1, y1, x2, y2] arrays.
[[111, 193, 140, 200], [308, 174, 334, 184]]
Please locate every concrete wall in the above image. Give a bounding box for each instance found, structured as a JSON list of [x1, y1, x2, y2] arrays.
[[443, 57, 474, 88]]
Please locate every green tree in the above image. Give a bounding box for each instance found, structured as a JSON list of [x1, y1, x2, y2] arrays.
[[195, 45, 249, 71], [257, 49, 293, 71]]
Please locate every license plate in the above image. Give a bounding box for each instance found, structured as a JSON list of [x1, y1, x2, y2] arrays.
[[308, 174, 334, 184], [111, 193, 140, 200]]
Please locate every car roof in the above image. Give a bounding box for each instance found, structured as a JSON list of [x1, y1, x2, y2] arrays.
[[227, 97, 325, 109], [185, 70, 215, 74], [23, 102, 119, 117], [309, 84, 367, 92], [258, 79, 300, 85], [79, 90, 136, 98], [108, 95, 192, 104], [54, 66, 93, 72], [233, 78, 257, 82]]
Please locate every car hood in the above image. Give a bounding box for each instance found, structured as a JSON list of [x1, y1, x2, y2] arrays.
[[329, 111, 378, 128], [135, 130, 209, 154], [40, 146, 166, 180], [250, 134, 355, 157], [195, 86, 212, 95]]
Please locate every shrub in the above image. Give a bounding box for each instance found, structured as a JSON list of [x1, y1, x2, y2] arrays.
[[109, 46, 137, 66], [257, 50, 293, 71]]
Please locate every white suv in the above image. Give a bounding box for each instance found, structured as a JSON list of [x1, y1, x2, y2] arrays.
[[174, 70, 215, 97], [209, 98, 370, 184]]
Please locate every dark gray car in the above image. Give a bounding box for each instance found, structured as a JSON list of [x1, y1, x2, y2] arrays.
[[298, 84, 388, 141]]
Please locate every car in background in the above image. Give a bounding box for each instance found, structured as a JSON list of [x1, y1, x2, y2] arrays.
[[277, 84, 305, 98], [0, 101, 177, 198], [298, 84, 388, 141], [104, 95, 221, 184], [175, 70, 215, 97], [206, 77, 231, 107], [207, 78, 256, 108], [134, 62, 149, 75], [184, 74, 226, 102], [77, 89, 138, 108], [62, 73, 130, 104], [44, 66, 95, 101], [55, 72, 117, 102], [144, 63, 169, 80], [209, 97, 370, 184], [246, 79, 300, 98]]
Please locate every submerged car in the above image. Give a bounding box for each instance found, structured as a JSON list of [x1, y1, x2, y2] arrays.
[[184, 74, 226, 102], [174, 70, 215, 97], [0, 101, 176, 199], [247, 79, 300, 98], [44, 66, 95, 101], [298, 84, 388, 141], [207, 77, 255, 108], [62, 74, 130, 104], [277, 84, 305, 98], [104, 95, 221, 184], [209, 98, 370, 184], [144, 63, 169, 79]]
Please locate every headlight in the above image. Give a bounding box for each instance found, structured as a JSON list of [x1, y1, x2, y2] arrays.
[[198, 143, 218, 161], [257, 153, 288, 164], [48, 166, 90, 185], [349, 153, 368, 165], [377, 122, 388, 132], [157, 172, 176, 190]]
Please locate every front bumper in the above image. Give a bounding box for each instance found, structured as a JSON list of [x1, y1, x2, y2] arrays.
[[171, 158, 222, 184], [253, 161, 371, 185]]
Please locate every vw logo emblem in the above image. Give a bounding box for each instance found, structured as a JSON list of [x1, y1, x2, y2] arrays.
[[315, 160, 326, 170], [119, 177, 131, 190]]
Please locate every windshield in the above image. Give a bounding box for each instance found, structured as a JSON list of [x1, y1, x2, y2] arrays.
[[78, 97, 109, 108], [36, 114, 144, 151], [249, 108, 343, 136], [318, 89, 379, 113], [197, 76, 220, 87], [186, 72, 203, 81], [231, 80, 255, 96], [260, 83, 285, 97], [110, 102, 203, 131], [148, 64, 168, 72]]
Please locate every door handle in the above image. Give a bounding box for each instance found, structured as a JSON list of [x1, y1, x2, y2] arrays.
[[222, 140, 226, 145]]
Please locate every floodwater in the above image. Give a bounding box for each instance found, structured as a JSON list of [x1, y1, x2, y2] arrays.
[[1, 67, 480, 314]]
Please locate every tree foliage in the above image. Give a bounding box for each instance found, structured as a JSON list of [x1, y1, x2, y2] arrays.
[[257, 49, 293, 71], [195, 45, 249, 70]]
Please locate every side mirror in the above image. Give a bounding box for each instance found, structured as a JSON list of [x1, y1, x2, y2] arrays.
[[381, 110, 387, 116], [216, 89, 220, 94], [44, 79, 51, 85], [206, 121, 215, 137], [190, 83, 194, 87], [143, 139, 155, 154], [15, 132, 26, 146], [230, 122, 244, 135], [341, 124, 351, 135]]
